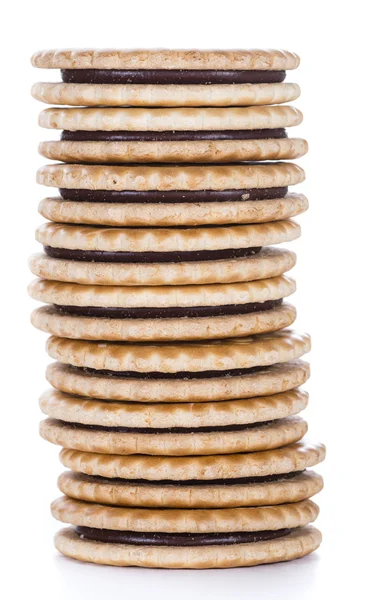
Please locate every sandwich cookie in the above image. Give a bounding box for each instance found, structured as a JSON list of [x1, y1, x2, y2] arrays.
[[52, 494, 320, 568], [38, 106, 307, 163], [31, 49, 300, 108], [45, 330, 310, 378], [38, 193, 308, 227], [39, 388, 308, 456], [51, 495, 319, 568], [46, 359, 310, 403], [29, 276, 296, 341], [54, 525, 321, 568]]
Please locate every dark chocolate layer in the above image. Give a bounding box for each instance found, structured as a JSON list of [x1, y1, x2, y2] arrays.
[[75, 526, 291, 546], [60, 419, 272, 435], [56, 298, 282, 320], [61, 69, 286, 85], [44, 246, 261, 264], [81, 365, 263, 380], [61, 128, 287, 142], [59, 186, 288, 203], [87, 470, 302, 487]]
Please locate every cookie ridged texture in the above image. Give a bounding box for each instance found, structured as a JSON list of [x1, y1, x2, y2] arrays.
[[59, 440, 326, 480], [31, 304, 297, 343], [28, 248, 297, 286], [29, 275, 295, 308], [39, 106, 303, 131], [57, 470, 323, 509], [31, 82, 301, 108], [35, 220, 300, 252], [40, 416, 307, 456], [46, 330, 311, 373], [39, 138, 308, 164], [55, 526, 320, 568], [51, 496, 318, 532], [39, 388, 308, 428], [38, 194, 309, 227], [31, 49, 300, 70], [36, 162, 305, 191], [46, 360, 310, 403]]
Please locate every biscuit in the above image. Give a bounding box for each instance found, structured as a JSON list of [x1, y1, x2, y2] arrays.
[[38, 193, 308, 227], [29, 247, 296, 286], [46, 360, 310, 403], [40, 416, 308, 456], [59, 440, 326, 480], [45, 330, 310, 374], [31, 81, 301, 108], [57, 469, 323, 508]]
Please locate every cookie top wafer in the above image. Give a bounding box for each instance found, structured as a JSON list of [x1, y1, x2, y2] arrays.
[[59, 440, 325, 480], [31, 49, 300, 71], [46, 360, 310, 403], [31, 82, 301, 108], [28, 275, 295, 308], [38, 193, 308, 227], [39, 388, 308, 428], [46, 330, 311, 374], [39, 106, 303, 131], [57, 469, 323, 509], [37, 162, 305, 191], [36, 221, 300, 254], [51, 495, 318, 533]]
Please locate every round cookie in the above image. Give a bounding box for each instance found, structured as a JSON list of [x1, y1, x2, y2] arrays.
[[45, 330, 311, 375], [29, 275, 296, 341], [54, 525, 322, 568], [51, 496, 319, 533], [31, 49, 300, 71], [28, 247, 297, 286], [40, 416, 307, 456], [36, 220, 300, 262], [31, 303, 296, 342], [40, 388, 308, 429], [32, 81, 301, 108], [59, 440, 326, 480], [38, 193, 308, 227], [58, 469, 323, 509], [37, 162, 305, 192], [46, 359, 310, 403], [38, 105, 306, 163]]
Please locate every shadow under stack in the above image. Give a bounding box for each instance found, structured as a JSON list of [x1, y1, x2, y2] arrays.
[[30, 48, 325, 569]]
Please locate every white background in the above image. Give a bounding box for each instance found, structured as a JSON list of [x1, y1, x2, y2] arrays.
[[1, 1, 364, 597]]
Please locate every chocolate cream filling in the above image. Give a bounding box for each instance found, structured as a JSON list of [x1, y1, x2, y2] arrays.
[[60, 419, 273, 435], [56, 298, 282, 319], [86, 470, 303, 487], [44, 246, 262, 263], [75, 526, 291, 546], [61, 69, 286, 85], [59, 186, 288, 203], [61, 128, 287, 142], [81, 365, 264, 380]]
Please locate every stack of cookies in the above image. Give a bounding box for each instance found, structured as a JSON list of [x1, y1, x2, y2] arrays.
[[30, 49, 325, 569]]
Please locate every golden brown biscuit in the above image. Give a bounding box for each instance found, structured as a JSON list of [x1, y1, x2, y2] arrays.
[[38, 193, 308, 227], [45, 330, 311, 374], [46, 360, 310, 403], [29, 248, 296, 286], [57, 469, 323, 509], [40, 415, 308, 456]]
